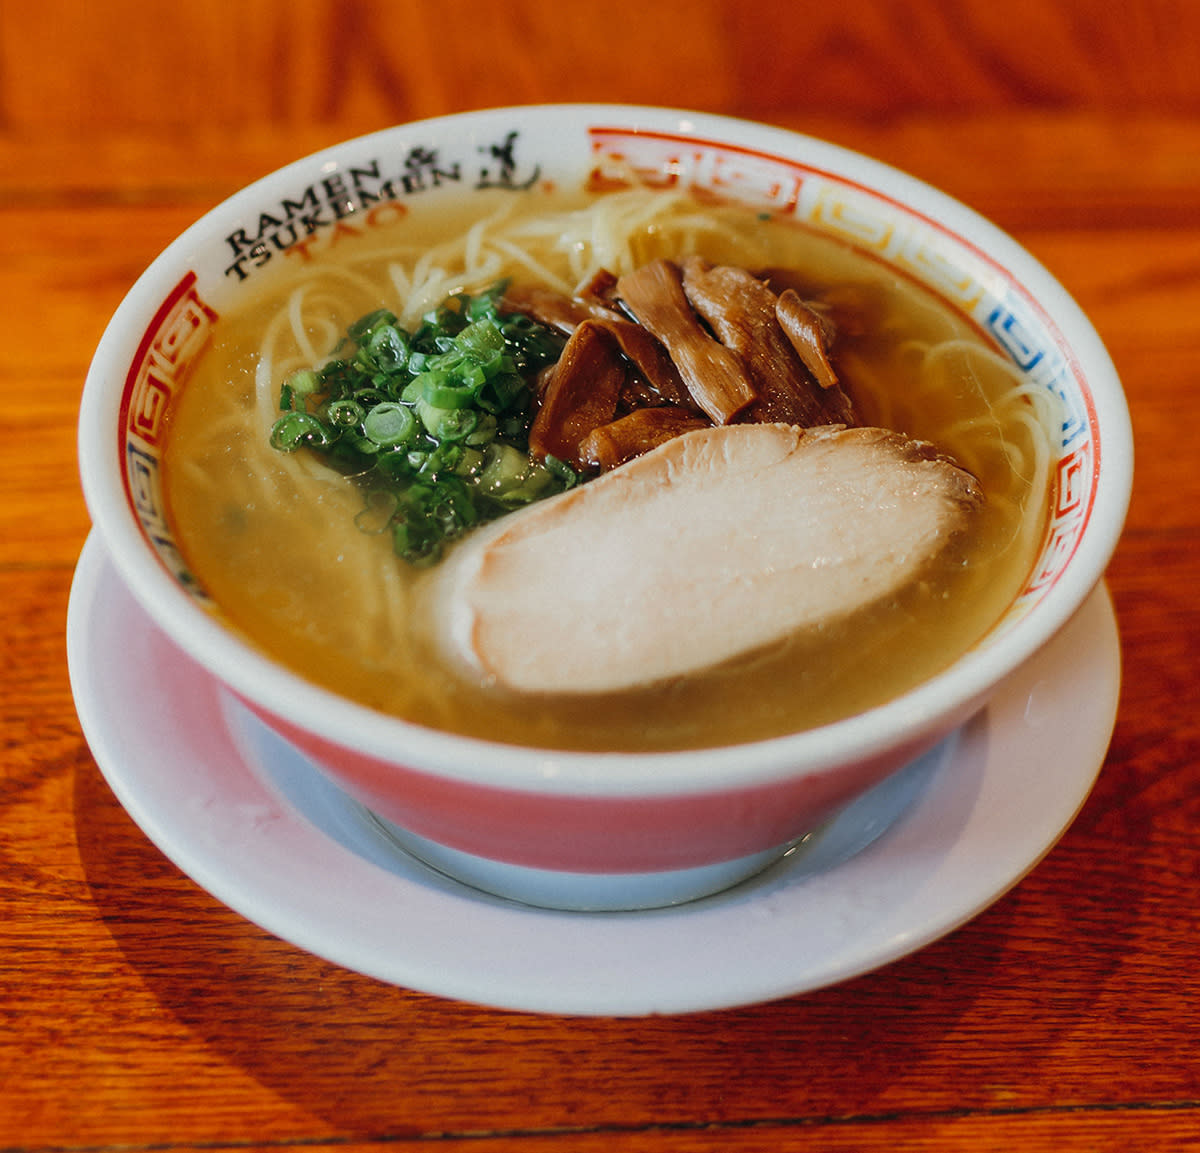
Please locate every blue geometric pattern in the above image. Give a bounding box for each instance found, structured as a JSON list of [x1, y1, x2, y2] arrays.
[[586, 126, 1101, 603]]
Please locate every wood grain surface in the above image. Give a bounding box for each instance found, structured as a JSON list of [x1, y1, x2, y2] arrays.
[[2, 2, 1198, 1150]]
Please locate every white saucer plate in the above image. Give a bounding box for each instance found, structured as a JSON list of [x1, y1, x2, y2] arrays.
[[66, 534, 1121, 1016]]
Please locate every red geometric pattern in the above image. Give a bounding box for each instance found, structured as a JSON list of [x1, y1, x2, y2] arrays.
[[119, 271, 218, 594], [125, 274, 217, 446], [588, 127, 807, 215], [1020, 443, 1097, 597]]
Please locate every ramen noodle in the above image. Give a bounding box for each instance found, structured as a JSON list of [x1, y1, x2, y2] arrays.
[[163, 186, 1056, 751]]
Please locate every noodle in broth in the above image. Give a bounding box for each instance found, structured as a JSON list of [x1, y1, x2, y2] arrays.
[[164, 186, 1057, 751]]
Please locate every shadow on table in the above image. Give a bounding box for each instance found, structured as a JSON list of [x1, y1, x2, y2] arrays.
[[72, 738, 1143, 1140]]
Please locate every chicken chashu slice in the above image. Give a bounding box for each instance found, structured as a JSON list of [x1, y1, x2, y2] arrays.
[[428, 423, 984, 695]]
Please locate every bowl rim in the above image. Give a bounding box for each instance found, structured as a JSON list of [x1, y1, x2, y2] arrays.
[[77, 102, 1134, 798]]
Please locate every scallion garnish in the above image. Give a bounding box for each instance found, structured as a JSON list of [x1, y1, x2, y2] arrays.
[[362, 402, 417, 448], [268, 284, 573, 565]]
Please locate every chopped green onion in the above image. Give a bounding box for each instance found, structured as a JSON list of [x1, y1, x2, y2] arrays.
[[347, 308, 397, 341], [544, 454, 579, 488], [267, 284, 572, 565], [352, 386, 388, 408], [362, 402, 417, 448], [269, 411, 335, 451], [416, 399, 479, 442], [465, 412, 498, 447], [476, 372, 527, 415], [477, 443, 540, 498], [453, 446, 486, 477], [357, 322, 410, 374], [288, 368, 321, 398], [419, 372, 478, 410], [354, 489, 399, 534], [325, 398, 365, 429]]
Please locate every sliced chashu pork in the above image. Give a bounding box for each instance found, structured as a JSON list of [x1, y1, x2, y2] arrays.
[[428, 423, 983, 695]]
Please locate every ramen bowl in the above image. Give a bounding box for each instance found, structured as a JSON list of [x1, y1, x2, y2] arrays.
[[77, 105, 1132, 910]]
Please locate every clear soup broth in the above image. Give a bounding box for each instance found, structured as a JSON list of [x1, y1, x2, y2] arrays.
[[164, 185, 1054, 751]]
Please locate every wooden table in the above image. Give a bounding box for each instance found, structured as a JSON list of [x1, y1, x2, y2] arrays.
[[3, 2, 1198, 1149]]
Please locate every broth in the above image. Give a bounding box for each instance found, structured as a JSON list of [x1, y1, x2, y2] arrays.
[[164, 186, 1054, 751]]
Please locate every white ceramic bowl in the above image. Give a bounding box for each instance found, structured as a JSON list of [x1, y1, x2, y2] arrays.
[[77, 105, 1133, 910]]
